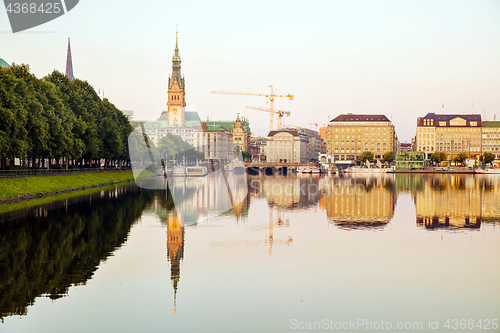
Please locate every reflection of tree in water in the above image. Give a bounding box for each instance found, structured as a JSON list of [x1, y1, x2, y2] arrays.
[[333, 220, 390, 230], [394, 174, 425, 193], [416, 216, 481, 230], [0, 185, 161, 320], [429, 176, 448, 192], [478, 176, 497, 192]]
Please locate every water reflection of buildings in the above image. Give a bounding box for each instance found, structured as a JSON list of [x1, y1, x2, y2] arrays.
[[166, 210, 184, 312], [415, 175, 500, 230], [167, 172, 249, 222], [325, 175, 397, 230], [250, 175, 322, 209], [161, 173, 249, 311]]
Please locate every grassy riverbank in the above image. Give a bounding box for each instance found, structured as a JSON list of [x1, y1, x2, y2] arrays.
[[0, 172, 136, 201]]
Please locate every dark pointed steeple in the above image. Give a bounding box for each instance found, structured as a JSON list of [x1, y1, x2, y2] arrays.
[[65, 36, 75, 81]]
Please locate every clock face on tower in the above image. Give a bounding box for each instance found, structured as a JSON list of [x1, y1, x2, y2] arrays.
[[173, 108, 178, 115]]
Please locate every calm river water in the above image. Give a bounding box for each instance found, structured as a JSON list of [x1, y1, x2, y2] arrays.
[[1, 174, 499, 332]]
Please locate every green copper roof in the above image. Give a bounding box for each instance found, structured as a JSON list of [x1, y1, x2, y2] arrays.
[[204, 118, 251, 133], [0, 58, 10, 68], [185, 111, 201, 127], [156, 111, 201, 127], [482, 121, 500, 127], [158, 112, 168, 121], [206, 125, 226, 131], [185, 111, 201, 122]]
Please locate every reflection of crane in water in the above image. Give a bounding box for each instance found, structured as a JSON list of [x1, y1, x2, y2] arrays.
[[209, 204, 292, 252], [268, 205, 292, 253]]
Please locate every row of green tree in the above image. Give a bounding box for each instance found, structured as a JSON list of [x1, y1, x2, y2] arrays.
[[0, 64, 131, 169], [356, 151, 495, 166], [430, 151, 495, 165], [358, 151, 394, 163]]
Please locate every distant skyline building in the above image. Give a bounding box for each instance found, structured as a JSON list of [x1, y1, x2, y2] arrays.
[[65, 37, 74, 81]]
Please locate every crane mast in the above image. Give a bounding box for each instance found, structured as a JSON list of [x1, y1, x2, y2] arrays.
[[210, 85, 294, 132]]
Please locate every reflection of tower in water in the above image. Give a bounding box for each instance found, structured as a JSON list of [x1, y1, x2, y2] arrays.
[[166, 210, 184, 313]]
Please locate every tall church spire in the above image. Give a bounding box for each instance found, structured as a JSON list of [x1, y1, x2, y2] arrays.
[[65, 36, 75, 81]]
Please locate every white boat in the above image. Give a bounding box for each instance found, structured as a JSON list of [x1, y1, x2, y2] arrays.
[[476, 168, 500, 174], [185, 166, 208, 177], [172, 166, 187, 177], [324, 164, 339, 175], [297, 166, 320, 174]]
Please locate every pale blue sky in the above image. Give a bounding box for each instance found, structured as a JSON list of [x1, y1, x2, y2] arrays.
[[1, 0, 499, 141]]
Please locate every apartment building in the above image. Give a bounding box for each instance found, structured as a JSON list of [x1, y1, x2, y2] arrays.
[[416, 113, 482, 159], [326, 114, 395, 161]]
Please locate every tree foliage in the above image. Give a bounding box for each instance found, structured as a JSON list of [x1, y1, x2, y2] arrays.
[[383, 151, 394, 163], [454, 152, 468, 164], [430, 151, 447, 164], [359, 151, 374, 162], [241, 151, 252, 161], [0, 65, 132, 168], [480, 152, 495, 165]]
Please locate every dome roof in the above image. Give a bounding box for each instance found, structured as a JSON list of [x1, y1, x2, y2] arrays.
[[0, 58, 10, 68]]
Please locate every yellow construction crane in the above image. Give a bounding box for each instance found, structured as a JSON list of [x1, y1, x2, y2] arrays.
[[246, 105, 290, 130], [210, 85, 294, 132]]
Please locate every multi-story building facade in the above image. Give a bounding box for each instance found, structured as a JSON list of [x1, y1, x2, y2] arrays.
[[326, 114, 395, 161], [196, 124, 234, 161], [300, 128, 326, 162], [266, 129, 308, 163], [481, 121, 500, 162], [416, 113, 482, 160], [248, 136, 267, 162], [399, 143, 413, 152]]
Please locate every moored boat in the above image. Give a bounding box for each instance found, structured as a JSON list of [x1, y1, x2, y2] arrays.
[[172, 166, 187, 177], [186, 166, 208, 177], [476, 168, 500, 174], [297, 166, 320, 174], [344, 166, 392, 174]]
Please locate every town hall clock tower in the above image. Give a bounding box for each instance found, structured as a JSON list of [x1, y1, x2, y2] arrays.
[[167, 27, 186, 126]]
